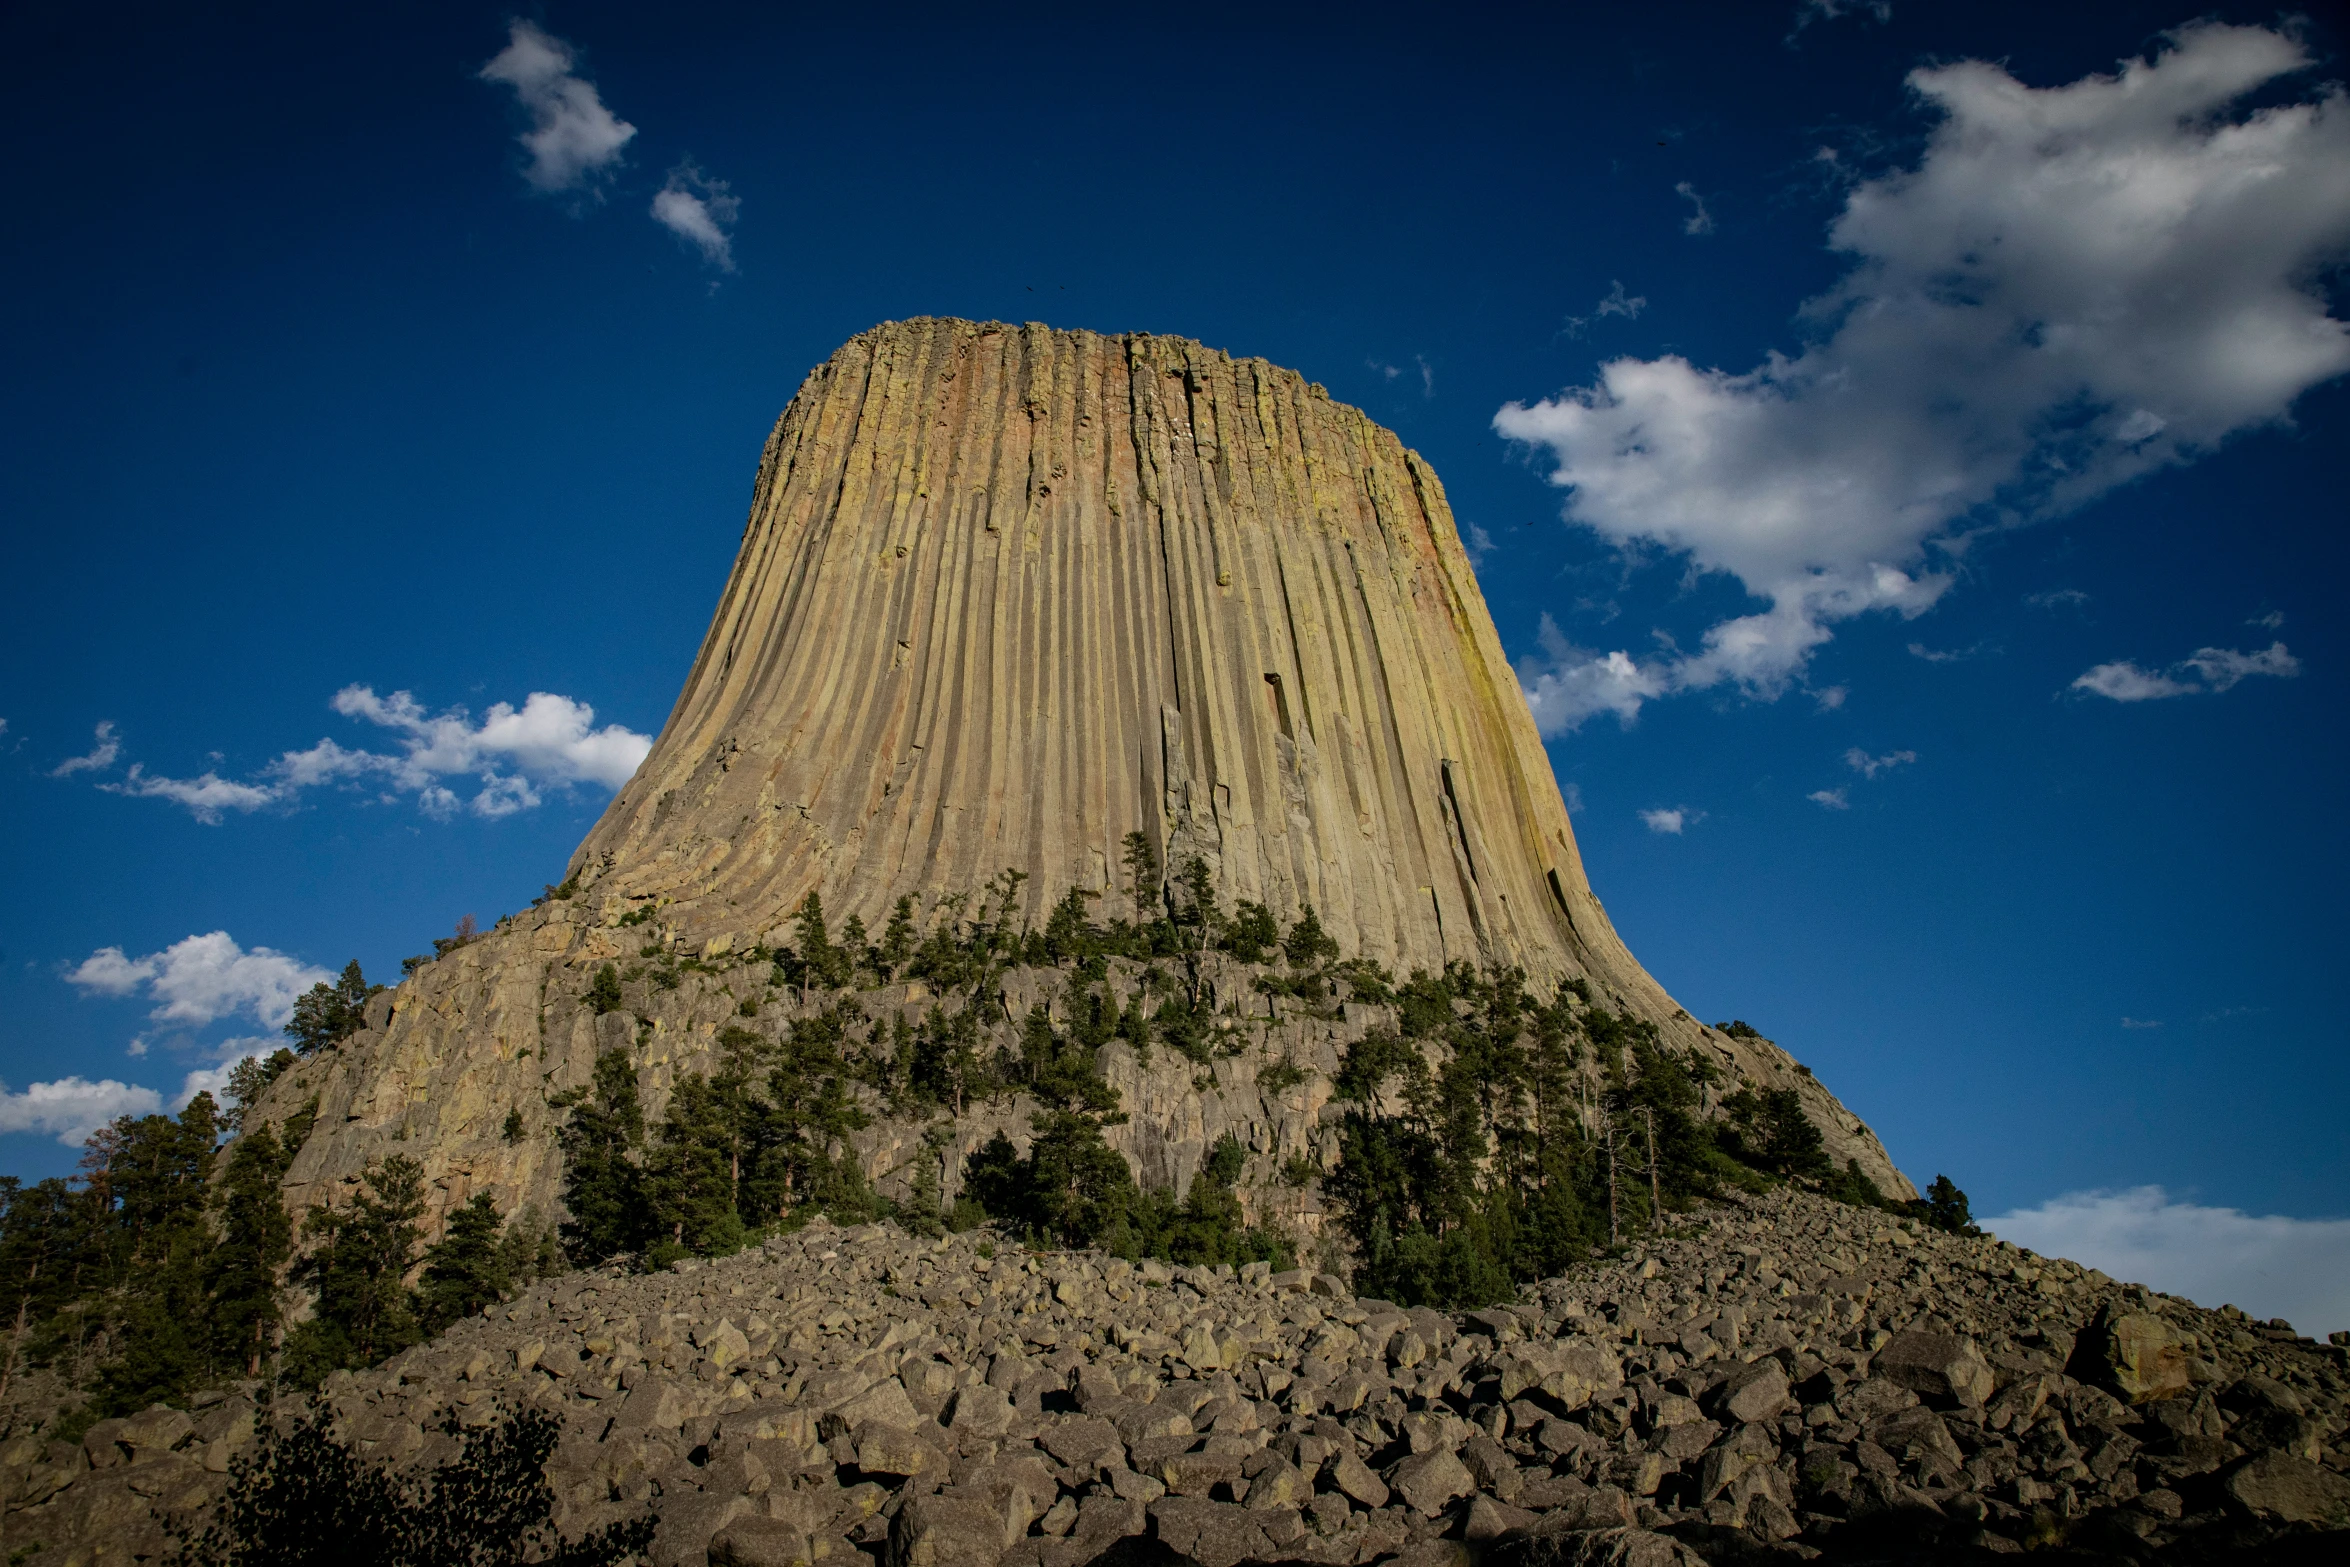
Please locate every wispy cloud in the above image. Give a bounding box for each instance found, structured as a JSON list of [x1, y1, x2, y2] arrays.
[[2120, 1016, 2164, 1030], [1595, 280, 1646, 321], [651, 161, 740, 271], [2247, 610, 2285, 629], [1906, 642, 1983, 664], [2071, 642, 2300, 702], [1844, 746, 1916, 779], [1808, 788, 1850, 810], [1640, 806, 1701, 834], [479, 21, 637, 197], [2026, 588, 2090, 611], [1986, 1186, 2350, 1337], [1789, 0, 1890, 41], [86, 685, 650, 824], [1499, 25, 2350, 736], [69, 932, 328, 1029], [50, 720, 119, 777], [0, 1077, 164, 1146], [101, 767, 276, 824], [1564, 281, 1649, 339], [1673, 182, 1714, 236]]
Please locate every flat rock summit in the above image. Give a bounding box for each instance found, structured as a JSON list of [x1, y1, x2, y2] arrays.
[[9, 321, 2343, 1564]]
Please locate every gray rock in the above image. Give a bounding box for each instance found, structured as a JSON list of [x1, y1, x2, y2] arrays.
[[1874, 1330, 1994, 1408], [1327, 1448, 1388, 1508], [2222, 1452, 2350, 1525], [1389, 1448, 1475, 1515], [890, 1495, 1007, 1567]]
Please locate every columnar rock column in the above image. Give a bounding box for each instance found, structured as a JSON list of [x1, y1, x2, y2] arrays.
[[576, 318, 1646, 997]]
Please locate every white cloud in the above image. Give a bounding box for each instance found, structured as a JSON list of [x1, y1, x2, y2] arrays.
[[1808, 788, 1850, 810], [2120, 1016, 2164, 1029], [2071, 661, 2190, 701], [2072, 641, 2300, 701], [1640, 807, 1699, 834], [68, 932, 328, 1029], [1673, 182, 1714, 236], [2027, 588, 2091, 610], [480, 21, 636, 196], [51, 720, 119, 777], [1517, 614, 1671, 733], [651, 162, 740, 270], [1464, 522, 1496, 566], [1561, 781, 1584, 816], [2183, 642, 2300, 692], [327, 685, 651, 794], [1844, 746, 1916, 778], [0, 1077, 164, 1145], [1987, 1186, 2350, 1338], [1499, 25, 2350, 736], [1812, 685, 1847, 711], [100, 765, 275, 823], [2248, 609, 2285, 629], [90, 684, 649, 823]]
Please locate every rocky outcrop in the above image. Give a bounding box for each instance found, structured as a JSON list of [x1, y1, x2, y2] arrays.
[[17, 1193, 2346, 1563], [251, 318, 1908, 1241], [250, 914, 1902, 1253]]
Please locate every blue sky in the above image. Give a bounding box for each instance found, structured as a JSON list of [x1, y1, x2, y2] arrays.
[[3, 2, 2344, 1329]]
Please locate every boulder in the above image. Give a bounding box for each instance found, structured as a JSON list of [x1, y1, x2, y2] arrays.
[[852, 1423, 947, 1480], [889, 1495, 1007, 1567], [1710, 1359, 1791, 1425], [1872, 1331, 1994, 1408], [2073, 1307, 2194, 1405], [710, 1517, 819, 1567], [2222, 1375, 2324, 1461], [1148, 1496, 1275, 1567], [1327, 1448, 1389, 1508], [832, 1378, 921, 1433], [944, 1385, 1017, 1438], [1390, 1448, 1476, 1515], [2222, 1452, 2350, 1525]]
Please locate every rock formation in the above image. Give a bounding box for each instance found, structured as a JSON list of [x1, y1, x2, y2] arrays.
[[247, 318, 1907, 1243], [22, 1194, 2349, 1562]]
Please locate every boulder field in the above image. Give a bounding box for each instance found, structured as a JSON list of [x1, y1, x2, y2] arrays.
[[12, 1190, 2346, 1564]]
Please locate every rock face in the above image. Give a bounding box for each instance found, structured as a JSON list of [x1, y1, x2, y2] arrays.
[[249, 318, 1906, 1242], [582, 316, 1632, 997], [21, 1193, 2348, 1564]]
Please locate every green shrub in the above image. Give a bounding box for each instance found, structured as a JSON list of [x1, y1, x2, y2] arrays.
[[585, 964, 623, 1016]]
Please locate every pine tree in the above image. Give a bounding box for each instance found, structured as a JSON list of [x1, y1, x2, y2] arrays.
[[1918, 1173, 1982, 1236], [282, 1155, 424, 1386], [416, 1193, 513, 1334], [552, 1048, 652, 1265], [1283, 904, 1341, 968], [285, 961, 380, 1054], [207, 1121, 295, 1377], [1121, 831, 1161, 913], [92, 1096, 222, 1414]]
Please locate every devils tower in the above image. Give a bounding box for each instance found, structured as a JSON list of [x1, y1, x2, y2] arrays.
[[253, 318, 1909, 1243]]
